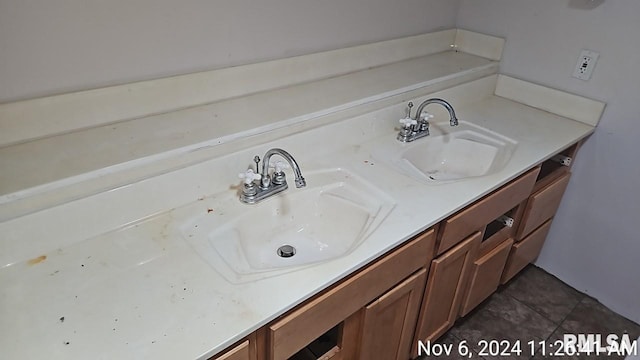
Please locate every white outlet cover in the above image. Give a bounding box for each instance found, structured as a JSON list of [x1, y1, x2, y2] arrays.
[[572, 49, 599, 81]]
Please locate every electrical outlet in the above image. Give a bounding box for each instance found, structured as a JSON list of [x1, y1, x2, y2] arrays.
[[572, 49, 599, 81]]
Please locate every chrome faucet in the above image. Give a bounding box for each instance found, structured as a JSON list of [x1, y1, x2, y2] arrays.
[[238, 148, 306, 204], [397, 98, 459, 142]]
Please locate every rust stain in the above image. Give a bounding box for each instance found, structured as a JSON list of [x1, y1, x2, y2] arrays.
[[27, 255, 47, 265]]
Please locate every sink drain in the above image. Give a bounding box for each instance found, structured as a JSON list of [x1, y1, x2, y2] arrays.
[[277, 245, 296, 258]]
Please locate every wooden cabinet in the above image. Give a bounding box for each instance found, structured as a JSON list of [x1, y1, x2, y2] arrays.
[[516, 171, 571, 239], [359, 268, 427, 360], [212, 333, 259, 360], [436, 168, 538, 255], [267, 230, 434, 360], [214, 341, 250, 360], [502, 219, 553, 284], [413, 231, 481, 353], [460, 237, 513, 316], [426, 169, 537, 317], [502, 143, 579, 283]]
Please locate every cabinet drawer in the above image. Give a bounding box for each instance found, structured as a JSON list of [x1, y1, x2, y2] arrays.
[[437, 168, 539, 255], [501, 219, 553, 284], [214, 340, 250, 360], [516, 172, 570, 239], [460, 238, 514, 316], [212, 332, 260, 360], [267, 229, 435, 360]]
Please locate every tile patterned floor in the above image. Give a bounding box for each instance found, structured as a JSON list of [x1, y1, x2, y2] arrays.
[[419, 265, 640, 360]]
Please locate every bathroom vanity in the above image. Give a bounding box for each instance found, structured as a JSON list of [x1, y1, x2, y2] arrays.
[[210, 140, 581, 360], [0, 30, 604, 360]]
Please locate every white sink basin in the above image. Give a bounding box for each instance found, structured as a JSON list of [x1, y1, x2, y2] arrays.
[[181, 168, 395, 283], [373, 121, 517, 183]]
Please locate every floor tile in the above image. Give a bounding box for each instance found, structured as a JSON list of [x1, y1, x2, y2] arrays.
[[561, 297, 640, 336], [500, 265, 584, 324], [430, 266, 639, 360], [558, 296, 640, 359], [450, 292, 557, 360]]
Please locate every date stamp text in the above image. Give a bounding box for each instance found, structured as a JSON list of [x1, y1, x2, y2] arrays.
[[417, 333, 638, 357]]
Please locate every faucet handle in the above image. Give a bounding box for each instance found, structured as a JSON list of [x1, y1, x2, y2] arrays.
[[420, 112, 435, 121], [399, 117, 417, 128], [238, 169, 261, 185], [269, 160, 290, 173], [269, 160, 289, 186]]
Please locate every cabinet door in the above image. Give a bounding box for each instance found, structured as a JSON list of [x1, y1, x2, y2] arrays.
[[502, 219, 553, 284], [516, 172, 570, 239], [413, 232, 481, 353], [459, 238, 514, 316], [359, 268, 427, 360], [214, 341, 250, 360]]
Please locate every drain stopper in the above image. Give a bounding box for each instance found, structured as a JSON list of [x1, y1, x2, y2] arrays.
[[277, 245, 296, 258]]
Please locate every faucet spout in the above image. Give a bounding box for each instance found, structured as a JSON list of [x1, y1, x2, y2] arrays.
[[397, 98, 459, 142], [239, 148, 306, 204], [261, 148, 306, 188], [414, 98, 459, 127]]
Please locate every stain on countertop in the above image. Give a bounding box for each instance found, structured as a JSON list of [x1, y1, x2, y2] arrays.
[[27, 255, 47, 265]]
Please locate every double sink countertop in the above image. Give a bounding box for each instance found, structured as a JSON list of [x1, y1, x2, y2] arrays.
[[0, 41, 602, 359]]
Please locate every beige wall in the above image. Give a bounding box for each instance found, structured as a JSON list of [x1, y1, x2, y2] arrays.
[[458, 0, 640, 323], [0, 0, 459, 103]]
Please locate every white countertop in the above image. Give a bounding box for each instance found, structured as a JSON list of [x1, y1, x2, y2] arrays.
[[0, 54, 601, 360]]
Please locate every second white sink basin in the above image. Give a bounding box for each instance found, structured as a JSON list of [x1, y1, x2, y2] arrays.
[[181, 168, 395, 283], [373, 121, 517, 183]]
